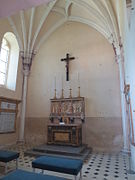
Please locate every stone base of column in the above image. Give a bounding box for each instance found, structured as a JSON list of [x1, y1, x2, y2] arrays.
[[16, 140, 25, 145], [130, 143, 135, 172], [121, 147, 130, 154]]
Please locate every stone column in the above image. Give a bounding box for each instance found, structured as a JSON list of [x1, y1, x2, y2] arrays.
[[18, 51, 35, 142], [116, 51, 129, 152]]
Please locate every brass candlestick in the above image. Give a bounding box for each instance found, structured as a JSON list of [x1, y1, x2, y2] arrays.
[[54, 89, 57, 99], [61, 89, 64, 99], [78, 86, 80, 97], [69, 88, 72, 98]]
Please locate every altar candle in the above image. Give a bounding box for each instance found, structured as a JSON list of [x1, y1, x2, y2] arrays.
[[69, 80, 71, 89], [61, 75, 63, 89], [54, 76, 56, 89], [78, 72, 80, 87]]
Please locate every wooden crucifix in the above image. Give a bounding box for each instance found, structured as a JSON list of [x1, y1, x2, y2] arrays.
[[61, 53, 75, 81]]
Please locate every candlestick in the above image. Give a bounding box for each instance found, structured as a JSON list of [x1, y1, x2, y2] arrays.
[[61, 75, 63, 89], [54, 89, 57, 99], [78, 72, 80, 87], [78, 86, 80, 97], [69, 88, 72, 98], [69, 80, 71, 89], [54, 76, 56, 89], [61, 88, 64, 99]]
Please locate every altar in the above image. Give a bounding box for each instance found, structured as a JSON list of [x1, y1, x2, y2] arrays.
[[47, 123, 82, 146], [47, 97, 85, 146]]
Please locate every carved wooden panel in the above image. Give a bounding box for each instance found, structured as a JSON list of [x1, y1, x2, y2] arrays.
[[50, 97, 85, 122], [54, 132, 70, 142], [47, 124, 82, 146]]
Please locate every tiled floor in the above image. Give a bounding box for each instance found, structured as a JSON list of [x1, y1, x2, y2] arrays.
[[0, 144, 135, 180], [82, 152, 135, 180]]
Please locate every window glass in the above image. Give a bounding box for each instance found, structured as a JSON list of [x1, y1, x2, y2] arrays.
[[0, 60, 7, 73], [0, 32, 19, 90], [0, 38, 9, 86], [0, 72, 6, 85]]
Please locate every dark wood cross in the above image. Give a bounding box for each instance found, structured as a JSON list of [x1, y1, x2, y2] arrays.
[[61, 53, 75, 81]]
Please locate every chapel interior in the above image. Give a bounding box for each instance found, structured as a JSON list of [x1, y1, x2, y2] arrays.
[[0, 0, 135, 179]]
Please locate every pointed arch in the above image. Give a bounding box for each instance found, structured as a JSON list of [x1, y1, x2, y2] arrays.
[[36, 15, 111, 52], [8, 17, 23, 50]]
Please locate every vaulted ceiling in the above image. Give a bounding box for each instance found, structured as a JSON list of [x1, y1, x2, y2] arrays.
[[6, 0, 125, 55]]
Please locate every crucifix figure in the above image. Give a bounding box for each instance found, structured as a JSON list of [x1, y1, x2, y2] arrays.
[[61, 53, 75, 81]]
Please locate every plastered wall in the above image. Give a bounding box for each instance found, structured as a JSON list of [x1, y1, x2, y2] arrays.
[[0, 18, 23, 147], [25, 22, 123, 151]]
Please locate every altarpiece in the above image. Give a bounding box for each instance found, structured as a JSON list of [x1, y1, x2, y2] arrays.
[[47, 97, 85, 146]]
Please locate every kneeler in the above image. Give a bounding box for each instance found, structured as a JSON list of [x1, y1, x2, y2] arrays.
[[0, 169, 67, 180], [32, 156, 83, 180], [0, 150, 19, 173]]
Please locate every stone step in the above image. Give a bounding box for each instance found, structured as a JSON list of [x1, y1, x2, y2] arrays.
[[33, 144, 87, 156], [81, 148, 92, 162], [25, 147, 92, 162], [24, 150, 85, 161]]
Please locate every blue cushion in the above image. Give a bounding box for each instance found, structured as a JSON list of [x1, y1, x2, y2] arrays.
[[0, 150, 19, 162], [32, 156, 83, 175], [0, 169, 67, 180]]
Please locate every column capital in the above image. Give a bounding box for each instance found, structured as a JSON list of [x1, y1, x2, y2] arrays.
[[23, 67, 30, 76], [111, 37, 125, 65], [115, 54, 121, 64], [115, 46, 125, 65], [20, 50, 36, 75], [112, 42, 121, 63]]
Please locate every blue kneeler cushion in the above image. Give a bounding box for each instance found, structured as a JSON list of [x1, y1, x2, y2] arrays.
[[0, 169, 67, 180], [0, 150, 19, 173], [0, 150, 19, 162], [32, 156, 83, 179]]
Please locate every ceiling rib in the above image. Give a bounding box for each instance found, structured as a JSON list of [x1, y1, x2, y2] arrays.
[[104, 0, 119, 47], [28, 7, 35, 52], [31, 0, 57, 51], [92, 0, 114, 37], [65, 0, 72, 17], [20, 10, 27, 53], [73, 0, 108, 27]]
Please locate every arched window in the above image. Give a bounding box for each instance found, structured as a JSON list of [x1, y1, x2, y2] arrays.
[[0, 32, 19, 90], [0, 38, 10, 85]]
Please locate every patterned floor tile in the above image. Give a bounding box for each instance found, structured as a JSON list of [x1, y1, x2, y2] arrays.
[[0, 144, 135, 180]]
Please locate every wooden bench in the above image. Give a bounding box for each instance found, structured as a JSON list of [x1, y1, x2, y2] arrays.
[[0, 150, 19, 173], [32, 156, 83, 180], [0, 169, 67, 180]]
